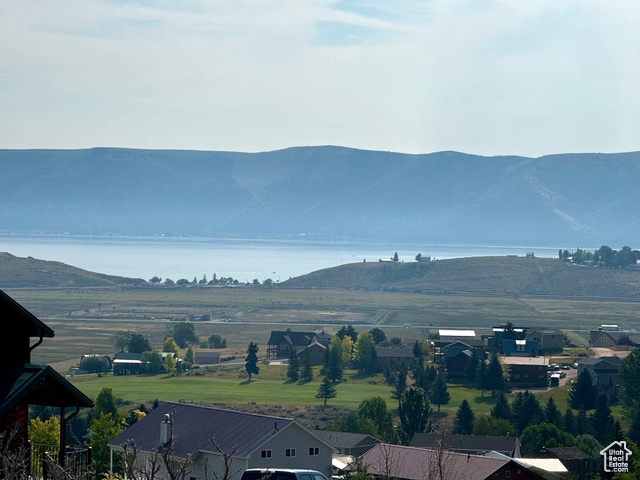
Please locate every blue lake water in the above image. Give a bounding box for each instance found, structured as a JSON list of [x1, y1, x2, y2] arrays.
[[0, 234, 563, 283]]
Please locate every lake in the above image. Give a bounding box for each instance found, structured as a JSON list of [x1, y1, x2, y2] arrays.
[[0, 234, 563, 283]]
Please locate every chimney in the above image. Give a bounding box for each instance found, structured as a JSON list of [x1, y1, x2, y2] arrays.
[[160, 414, 172, 444]]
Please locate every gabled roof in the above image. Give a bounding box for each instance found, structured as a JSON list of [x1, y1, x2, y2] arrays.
[[357, 443, 510, 480], [268, 331, 316, 347], [544, 446, 592, 461], [410, 433, 519, 455], [0, 290, 54, 339], [0, 364, 94, 418], [108, 402, 321, 458], [578, 356, 622, 366], [314, 430, 380, 449]]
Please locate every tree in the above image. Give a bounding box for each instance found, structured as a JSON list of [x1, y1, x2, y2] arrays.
[[113, 331, 131, 352], [79, 355, 111, 373], [590, 393, 614, 444], [415, 253, 422, 262], [358, 397, 395, 442], [164, 353, 176, 375], [520, 423, 576, 456], [316, 375, 337, 406], [486, 353, 506, 395], [544, 397, 562, 427], [568, 369, 598, 410], [90, 413, 122, 476], [183, 347, 195, 368], [473, 415, 513, 436], [93, 387, 118, 420], [163, 337, 179, 355], [208, 334, 227, 349], [141, 350, 164, 374], [619, 348, 640, 407], [398, 387, 431, 445], [164, 278, 175, 286], [465, 349, 479, 385], [370, 328, 386, 345], [128, 333, 151, 353], [390, 363, 408, 401], [324, 336, 344, 382], [170, 323, 199, 348], [393, 252, 399, 262], [245, 342, 259, 380], [429, 375, 450, 412], [563, 407, 576, 435], [149, 276, 162, 283], [353, 332, 375, 372], [490, 392, 512, 422], [287, 350, 300, 382], [301, 348, 313, 382], [476, 359, 488, 397], [512, 391, 544, 434], [412, 340, 423, 360], [337, 325, 358, 343], [452, 400, 475, 435], [28, 416, 60, 446]]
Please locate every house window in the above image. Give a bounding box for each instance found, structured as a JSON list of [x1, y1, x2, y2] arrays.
[[286, 448, 296, 457], [309, 447, 319, 455], [505, 470, 511, 478], [261, 450, 272, 458]]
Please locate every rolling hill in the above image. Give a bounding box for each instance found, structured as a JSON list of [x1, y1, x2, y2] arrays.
[[1, 147, 639, 246], [0, 252, 144, 288], [283, 257, 640, 299]]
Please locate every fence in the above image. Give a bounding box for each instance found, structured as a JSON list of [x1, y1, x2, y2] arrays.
[[29, 443, 92, 479]]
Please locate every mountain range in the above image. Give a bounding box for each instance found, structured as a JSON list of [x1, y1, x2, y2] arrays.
[[1, 146, 639, 246]]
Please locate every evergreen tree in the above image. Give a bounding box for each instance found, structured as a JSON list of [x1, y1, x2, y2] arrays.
[[563, 408, 576, 435], [568, 369, 598, 410], [512, 391, 544, 434], [93, 387, 118, 420], [316, 375, 337, 406], [452, 399, 475, 435], [476, 359, 488, 397], [337, 325, 358, 342], [486, 353, 506, 395], [398, 387, 431, 445], [353, 332, 375, 373], [301, 348, 313, 382], [287, 350, 300, 382], [576, 408, 593, 436], [465, 349, 479, 385], [391, 363, 408, 401], [183, 347, 195, 368], [628, 407, 640, 445], [429, 375, 450, 412], [590, 394, 613, 444], [324, 336, 345, 381], [545, 397, 562, 427], [245, 342, 260, 380], [413, 340, 423, 360], [490, 392, 512, 422]]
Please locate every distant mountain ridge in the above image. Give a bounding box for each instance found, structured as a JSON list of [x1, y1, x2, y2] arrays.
[[1, 146, 639, 246]]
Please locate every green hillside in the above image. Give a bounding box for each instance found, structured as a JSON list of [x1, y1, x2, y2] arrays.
[[284, 257, 640, 299], [0, 252, 145, 288]]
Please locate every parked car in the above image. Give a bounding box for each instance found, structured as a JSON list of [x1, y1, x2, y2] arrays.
[[241, 469, 329, 480]]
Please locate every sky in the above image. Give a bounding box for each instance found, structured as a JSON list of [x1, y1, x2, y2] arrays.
[[1, 0, 639, 157]]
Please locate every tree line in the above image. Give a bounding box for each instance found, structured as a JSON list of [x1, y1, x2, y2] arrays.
[[559, 245, 639, 268]]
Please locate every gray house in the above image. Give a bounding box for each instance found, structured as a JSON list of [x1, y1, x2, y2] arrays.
[[108, 402, 334, 480], [525, 328, 563, 354], [577, 356, 622, 389], [314, 431, 380, 457]]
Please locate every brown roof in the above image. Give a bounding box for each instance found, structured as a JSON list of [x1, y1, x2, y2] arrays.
[[358, 443, 510, 480]]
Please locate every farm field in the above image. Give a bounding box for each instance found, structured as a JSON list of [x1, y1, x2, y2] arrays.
[[6, 286, 634, 369]]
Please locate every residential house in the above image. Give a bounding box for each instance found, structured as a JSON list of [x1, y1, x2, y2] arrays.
[[502, 339, 539, 357], [588, 330, 616, 348], [267, 330, 319, 359], [0, 289, 93, 471], [502, 357, 549, 388], [485, 452, 568, 480], [314, 431, 380, 457], [525, 329, 563, 354], [576, 356, 622, 389], [438, 330, 477, 344], [540, 447, 598, 480], [296, 341, 327, 365], [108, 402, 335, 480], [410, 433, 521, 458], [195, 351, 220, 365], [355, 444, 544, 480], [113, 352, 145, 375], [374, 348, 415, 370]]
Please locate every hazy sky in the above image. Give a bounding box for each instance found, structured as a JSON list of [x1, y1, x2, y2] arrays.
[[1, 0, 638, 157]]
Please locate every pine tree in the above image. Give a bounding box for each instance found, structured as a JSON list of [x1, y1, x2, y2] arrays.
[[301, 348, 313, 382], [628, 407, 640, 445], [429, 375, 450, 413], [465, 349, 479, 385], [545, 397, 562, 427], [453, 400, 475, 435], [316, 375, 337, 406], [486, 353, 505, 395], [287, 350, 300, 382], [245, 342, 260, 380], [391, 364, 408, 401], [563, 408, 576, 435], [490, 392, 512, 422], [568, 369, 597, 410], [398, 387, 431, 445], [590, 393, 613, 444]]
